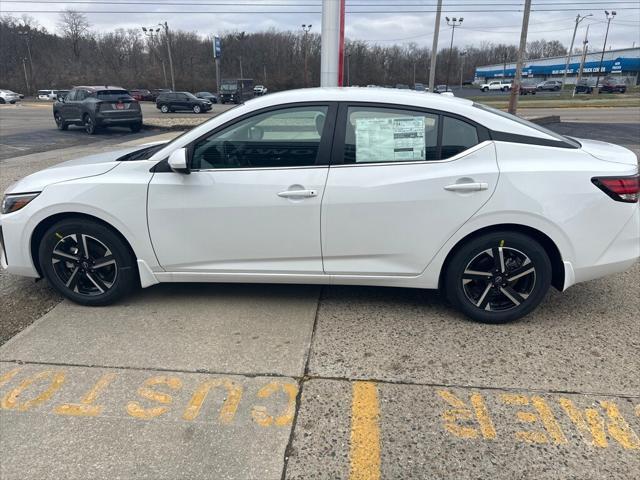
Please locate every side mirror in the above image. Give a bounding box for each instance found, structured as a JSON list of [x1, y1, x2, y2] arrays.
[[57, 96, 65, 103], [168, 147, 190, 174]]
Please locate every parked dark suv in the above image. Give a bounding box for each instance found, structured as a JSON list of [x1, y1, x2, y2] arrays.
[[53, 86, 142, 135], [574, 79, 595, 94], [156, 92, 212, 113], [599, 77, 627, 94]]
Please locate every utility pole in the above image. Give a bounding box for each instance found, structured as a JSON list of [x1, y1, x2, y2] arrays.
[[159, 22, 176, 90], [263, 64, 267, 84], [595, 10, 616, 92], [320, 0, 342, 87], [445, 17, 463, 91], [346, 52, 351, 86], [17, 27, 35, 94], [573, 24, 590, 97], [302, 24, 312, 87], [237, 31, 246, 79], [22, 58, 30, 93], [459, 50, 467, 88], [428, 0, 443, 92], [508, 0, 532, 114], [562, 14, 592, 89]]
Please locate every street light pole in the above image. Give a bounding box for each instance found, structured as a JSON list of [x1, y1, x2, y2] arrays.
[[562, 14, 592, 89], [445, 17, 463, 91], [22, 58, 30, 93], [573, 24, 590, 97], [595, 10, 616, 92], [302, 24, 312, 87]]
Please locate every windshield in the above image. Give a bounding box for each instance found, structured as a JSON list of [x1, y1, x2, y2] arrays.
[[473, 103, 580, 148], [220, 83, 236, 92], [96, 90, 132, 101], [197, 92, 213, 96]]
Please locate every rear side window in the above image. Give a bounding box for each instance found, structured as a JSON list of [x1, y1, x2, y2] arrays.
[[441, 116, 479, 158], [344, 106, 439, 164], [96, 90, 131, 101]]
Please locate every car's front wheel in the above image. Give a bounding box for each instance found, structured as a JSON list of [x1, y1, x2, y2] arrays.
[[38, 218, 138, 306], [192, 104, 202, 113], [54, 113, 68, 131], [444, 231, 551, 323]]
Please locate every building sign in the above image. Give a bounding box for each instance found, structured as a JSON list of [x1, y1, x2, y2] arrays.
[[213, 36, 222, 59]]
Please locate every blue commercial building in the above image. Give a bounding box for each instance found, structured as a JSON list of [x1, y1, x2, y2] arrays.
[[474, 47, 640, 85]]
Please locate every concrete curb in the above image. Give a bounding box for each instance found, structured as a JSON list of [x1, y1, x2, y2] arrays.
[[528, 115, 561, 125]]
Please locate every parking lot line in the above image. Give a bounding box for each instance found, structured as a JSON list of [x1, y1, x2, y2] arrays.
[[349, 381, 381, 480]]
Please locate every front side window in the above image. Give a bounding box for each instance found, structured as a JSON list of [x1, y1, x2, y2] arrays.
[[343, 106, 439, 164], [65, 89, 77, 101], [191, 105, 329, 169], [75, 89, 88, 101]]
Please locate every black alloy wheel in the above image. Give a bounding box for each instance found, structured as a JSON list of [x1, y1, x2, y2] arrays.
[[84, 115, 97, 135], [55, 113, 68, 130], [445, 231, 551, 323], [39, 219, 138, 305]]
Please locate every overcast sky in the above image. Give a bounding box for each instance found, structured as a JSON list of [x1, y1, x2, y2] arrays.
[[4, 1, 640, 53]]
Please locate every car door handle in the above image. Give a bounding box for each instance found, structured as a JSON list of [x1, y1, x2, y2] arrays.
[[277, 189, 318, 198], [444, 182, 489, 192]]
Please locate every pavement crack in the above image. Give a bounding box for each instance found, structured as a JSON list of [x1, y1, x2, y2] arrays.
[[279, 285, 324, 480]]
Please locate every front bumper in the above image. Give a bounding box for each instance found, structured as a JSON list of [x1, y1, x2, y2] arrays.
[[0, 225, 8, 270]]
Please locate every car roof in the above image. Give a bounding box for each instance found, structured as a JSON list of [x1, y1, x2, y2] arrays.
[[75, 86, 127, 91]]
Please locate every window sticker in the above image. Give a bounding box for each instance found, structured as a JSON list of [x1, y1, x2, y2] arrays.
[[355, 116, 426, 163]]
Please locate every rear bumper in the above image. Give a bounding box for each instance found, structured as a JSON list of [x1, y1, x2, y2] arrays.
[[0, 225, 8, 270], [569, 207, 640, 287], [96, 115, 142, 126]]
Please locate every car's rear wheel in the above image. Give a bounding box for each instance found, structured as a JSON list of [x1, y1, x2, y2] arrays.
[[54, 113, 68, 131], [160, 104, 169, 113], [0, 98, 5, 104], [84, 115, 97, 135], [193, 104, 202, 113], [130, 122, 142, 133], [38, 218, 138, 306], [444, 231, 551, 323]]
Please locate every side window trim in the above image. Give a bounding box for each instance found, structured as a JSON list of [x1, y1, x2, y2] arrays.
[[331, 102, 487, 166], [186, 102, 339, 171]]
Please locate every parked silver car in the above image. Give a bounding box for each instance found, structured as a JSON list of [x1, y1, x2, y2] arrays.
[[0, 89, 21, 104]]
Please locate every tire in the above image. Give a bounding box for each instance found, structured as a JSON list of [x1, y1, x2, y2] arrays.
[[444, 231, 551, 324], [84, 114, 97, 135], [54, 113, 68, 131], [0, 98, 5, 104], [482, 88, 488, 92], [160, 104, 169, 113], [38, 218, 138, 306], [192, 104, 202, 114], [129, 122, 142, 133]]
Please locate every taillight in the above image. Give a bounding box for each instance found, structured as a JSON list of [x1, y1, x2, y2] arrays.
[[592, 174, 639, 203]]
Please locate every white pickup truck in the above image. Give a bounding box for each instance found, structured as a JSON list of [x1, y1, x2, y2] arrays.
[[480, 80, 512, 92]]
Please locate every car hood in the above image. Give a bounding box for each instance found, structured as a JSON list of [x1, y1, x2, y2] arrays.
[[577, 138, 638, 167], [4, 147, 143, 194]]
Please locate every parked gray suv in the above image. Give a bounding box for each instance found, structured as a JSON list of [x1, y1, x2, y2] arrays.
[[53, 86, 143, 135]]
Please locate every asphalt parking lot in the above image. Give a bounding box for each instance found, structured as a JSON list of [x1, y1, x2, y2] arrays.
[[1, 106, 639, 480]]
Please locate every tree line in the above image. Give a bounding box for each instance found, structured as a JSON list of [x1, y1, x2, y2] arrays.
[[0, 12, 567, 95]]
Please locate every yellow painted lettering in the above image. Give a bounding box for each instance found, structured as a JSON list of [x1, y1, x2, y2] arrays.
[[559, 398, 608, 447], [0, 367, 21, 388], [1, 370, 65, 411], [126, 375, 182, 420], [501, 394, 566, 444], [599, 401, 640, 450], [251, 381, 298, 427], [438, 390, 496, 440], [182, 378, 242, 424], [54, 373, 116, 417]]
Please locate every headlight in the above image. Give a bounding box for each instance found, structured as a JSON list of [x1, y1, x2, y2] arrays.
[[1, 192, 40, 214]]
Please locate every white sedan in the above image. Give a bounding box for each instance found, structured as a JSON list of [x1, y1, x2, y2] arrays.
[[1, 88, 638, 323]]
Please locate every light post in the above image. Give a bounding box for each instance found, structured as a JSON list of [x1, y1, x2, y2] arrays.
[[144, 23, 175, 91], [237, 31, 246, 79], [17, 27, 35, 94], [595, 10, 616, 92], [459, 50, 467, 88], [346, 52, 351, 86], [562, 14, 592, 90], [573, 24, 590, 97], [302, 24, 312, 87], [445, 17, 463, 91], [142, 27, 167, 88]]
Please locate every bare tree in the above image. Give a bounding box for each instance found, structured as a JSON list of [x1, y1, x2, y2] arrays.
[[58, 9, 89, 59]]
